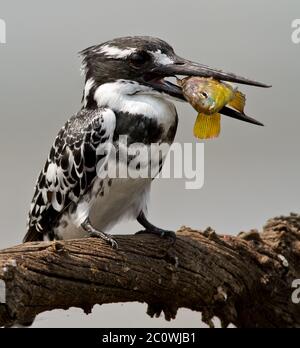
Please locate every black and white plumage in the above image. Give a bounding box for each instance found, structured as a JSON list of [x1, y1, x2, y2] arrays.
[[25, 36, 268, 245], [25, 108, 116, 241]]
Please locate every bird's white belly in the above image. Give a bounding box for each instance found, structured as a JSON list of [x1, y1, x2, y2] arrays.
[[90, 177, 151, 231], [55, 177, 151, 240]]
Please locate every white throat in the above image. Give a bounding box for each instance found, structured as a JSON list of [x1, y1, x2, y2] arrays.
[[88, 79, 177, 125]]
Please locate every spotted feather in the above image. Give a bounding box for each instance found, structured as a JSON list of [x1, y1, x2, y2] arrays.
[[24, 108, 116, 241]]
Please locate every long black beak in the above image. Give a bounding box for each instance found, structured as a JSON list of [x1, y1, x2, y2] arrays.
[[147, 56, 270, 126], [221, 107, 264, 126], [156, 57, 271, 88]]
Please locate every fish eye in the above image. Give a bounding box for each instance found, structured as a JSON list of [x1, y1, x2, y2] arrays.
[[129, 51, 151, 67]]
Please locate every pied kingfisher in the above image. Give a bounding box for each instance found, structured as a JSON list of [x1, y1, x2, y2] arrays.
[[24, 36, 268, 247]]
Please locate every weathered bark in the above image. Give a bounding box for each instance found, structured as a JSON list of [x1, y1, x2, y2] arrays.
[[0, 213, 300, 328]]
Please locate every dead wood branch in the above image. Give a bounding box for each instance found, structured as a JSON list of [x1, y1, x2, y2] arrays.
[[1, 214, 300, 328]]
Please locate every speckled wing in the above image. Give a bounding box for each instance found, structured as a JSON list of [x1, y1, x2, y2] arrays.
[[24, 108, 116, 242]]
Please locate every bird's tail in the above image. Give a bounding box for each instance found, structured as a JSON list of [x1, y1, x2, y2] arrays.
[[23, 226, 44, 243]]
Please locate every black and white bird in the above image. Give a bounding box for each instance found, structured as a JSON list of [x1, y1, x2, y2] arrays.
[[24, 36, 268, 246]]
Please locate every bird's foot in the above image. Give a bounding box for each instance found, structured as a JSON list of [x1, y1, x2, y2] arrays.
[[88, 230, 118, 249], [82, 219, 118, 249], [136, 211, 176, 243], [135, 228, 176, 241]]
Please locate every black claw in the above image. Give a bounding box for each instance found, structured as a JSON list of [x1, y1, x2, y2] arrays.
[[136, 211, 176, 242], [88, 231, 118, 249], [161, 230, 176, 240], [135, 229, 176, 242], [108, 238, 118, 249]]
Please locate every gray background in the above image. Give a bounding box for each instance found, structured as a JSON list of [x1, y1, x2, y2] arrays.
[[0, 0, 299, 327]]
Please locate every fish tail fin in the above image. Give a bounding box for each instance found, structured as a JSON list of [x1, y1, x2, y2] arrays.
[[193, 113, 221, 139], [228, 91, 246, 113]]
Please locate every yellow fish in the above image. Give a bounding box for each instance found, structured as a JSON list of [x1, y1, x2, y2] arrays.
[[177, 77, 246, 139]]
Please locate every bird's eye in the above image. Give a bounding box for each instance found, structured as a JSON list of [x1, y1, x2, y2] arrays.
[[129, 51, 151, 67], [201, 92, 208, 98]]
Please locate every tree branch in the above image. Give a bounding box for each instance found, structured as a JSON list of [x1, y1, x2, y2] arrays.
[[1, 214, 300, 328]]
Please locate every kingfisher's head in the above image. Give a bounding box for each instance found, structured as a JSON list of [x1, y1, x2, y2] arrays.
[[80, 36, 268, 125]]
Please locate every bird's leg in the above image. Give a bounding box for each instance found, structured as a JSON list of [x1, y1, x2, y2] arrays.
[[81, 218, 118, 249], [136, 211, 176, 240]]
